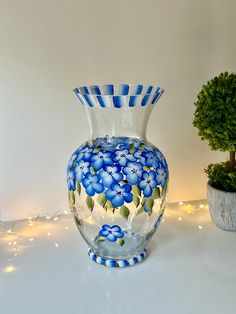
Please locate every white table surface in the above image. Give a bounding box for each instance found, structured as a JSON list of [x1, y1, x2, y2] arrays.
[[1, 200, 236, 314]]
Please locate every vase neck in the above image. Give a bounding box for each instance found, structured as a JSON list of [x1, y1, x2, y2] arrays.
[[73, 83, 164, 140], [84, 106, 154, 140]]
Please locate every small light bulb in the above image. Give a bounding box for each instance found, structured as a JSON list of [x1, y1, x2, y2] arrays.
[[162, 219, 165, 223], [4, 265, 16, 273], [47, 232, 51, 236], [198, 225, 203, 229], [13, 241, 17, 246], [64, 226, 69, 230], [46, 216, 51, 220], [178, 217, 182, 221], [14, 252, 18, 257], [28, 217, 32, 220], [6, 229, 12, 234], [8, 242, 12, 246], [187, 210, 191, 214], [54, 217, 58, 222], [55, 242, 59, 247], [199, 204, 204, 208], [29, 238, 34, 242], [178, 202, 183, 206], [64, 210, 68, 215]]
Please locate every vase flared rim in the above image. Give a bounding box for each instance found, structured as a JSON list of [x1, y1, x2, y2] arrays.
[[73, 83, 164, 108]]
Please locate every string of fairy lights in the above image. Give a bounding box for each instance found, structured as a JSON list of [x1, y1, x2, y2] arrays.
[[0, 201, 207, 273], [1, 209, 71, 273]]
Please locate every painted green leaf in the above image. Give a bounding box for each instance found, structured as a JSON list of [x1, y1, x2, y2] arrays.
[[146, 197, 154, 211], [163, 183, 168, 195], [141, 198, 146, 207], [116, 238, 125, 246], [120, 205, 130, 220], [148, 209, 153, 216], [86, 196, 94, 211], [99, 236, 105, 241], [133, 195, 140, 207], [70, 204, 76, 212], [93, 146, 102, 153], [139, 143, 145, 151], [90, 167, 96, 175], [136, 206, 144, 215], [97, 193, 107, 207], [129, 143, 135, 153], [143, 166, 150, 171], [69, 190, 75, 205], [132, 185, 141, 197], [69, 190, 75, 211], [149, 143, 156, 150], [87, 140, 93, 147], [76, 181, 81, 195], [105, 200, 114, 212], [106, 200, 114, 209], [152, 187, 160, 199]]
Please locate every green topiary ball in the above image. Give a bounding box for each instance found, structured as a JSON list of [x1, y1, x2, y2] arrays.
[[193, 72, 236, 152]]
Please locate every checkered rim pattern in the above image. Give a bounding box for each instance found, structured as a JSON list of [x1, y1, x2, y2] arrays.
[[87, 247, 147, 267], [73, 84, 164, 108]]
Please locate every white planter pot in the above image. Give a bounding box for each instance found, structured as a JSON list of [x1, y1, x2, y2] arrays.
[[207, 184, 236, 231]]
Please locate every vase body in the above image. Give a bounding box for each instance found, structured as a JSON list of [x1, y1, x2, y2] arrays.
[[67, 84, 169, 267]]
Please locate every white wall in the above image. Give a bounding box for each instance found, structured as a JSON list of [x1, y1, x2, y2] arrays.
[[0, 0, 235, 221]]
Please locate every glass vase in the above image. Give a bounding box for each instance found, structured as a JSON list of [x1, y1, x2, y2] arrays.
[[67, 84, 168, 267]]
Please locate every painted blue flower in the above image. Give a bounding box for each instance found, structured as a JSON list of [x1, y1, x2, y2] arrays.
[[105, 183, 133, 207], [77, 146, 93, 161], [91, 151, 113, 170], [99, 165, 123, 187], [123, 162, 143, 185], [68, 154, 78, 170], [138, 170, 158, 197], [156, 165, 167, 187], [134, 150, 146, 164], [116, 137, 139, 147], [82, 173, 104, 196], [67, 170, 76, 191], [75, 160, 90, 182], [113, 148, 136, 167], [132, 140, 142, 149], [154, 150, 168, 168], [144, 145, 154, 152], [145, 151, 159, 168], [99, 224, 124, 242], [116, 144, 129, 151]]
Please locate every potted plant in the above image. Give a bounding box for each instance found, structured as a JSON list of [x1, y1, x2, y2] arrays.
[[193, 72, 236, 231]]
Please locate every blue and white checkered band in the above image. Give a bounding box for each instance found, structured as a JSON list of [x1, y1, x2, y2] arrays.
[[73, 84, 164, 108], [87, 247, 147, 268]]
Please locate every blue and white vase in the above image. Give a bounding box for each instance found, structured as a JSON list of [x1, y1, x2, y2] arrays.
[[67, 84, 168, 267]]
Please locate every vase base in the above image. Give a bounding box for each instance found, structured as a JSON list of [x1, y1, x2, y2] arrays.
[[87, 247, 147, 268]]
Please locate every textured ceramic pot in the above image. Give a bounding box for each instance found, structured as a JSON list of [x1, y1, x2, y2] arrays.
[[208, 183, 236, 231], [66, 84, 169, 267]]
